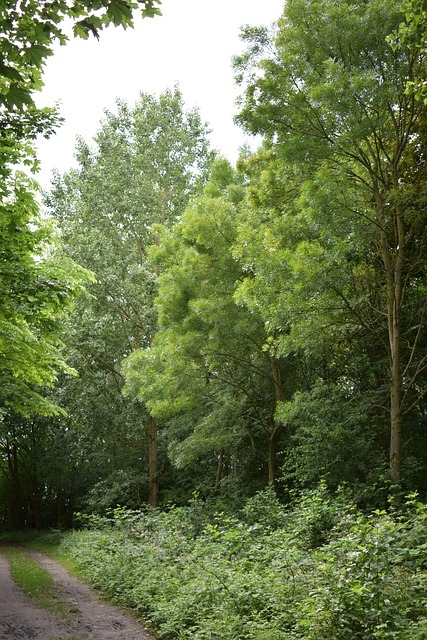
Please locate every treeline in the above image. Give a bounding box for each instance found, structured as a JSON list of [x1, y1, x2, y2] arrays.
[[1, 0, 427, 529]]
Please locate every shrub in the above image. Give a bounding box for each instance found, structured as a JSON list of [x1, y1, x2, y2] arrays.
[[55, 489, 427, 639]]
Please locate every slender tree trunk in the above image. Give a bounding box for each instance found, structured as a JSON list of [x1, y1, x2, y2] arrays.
[[378, 190, 405, 485], [269, 356, 285, 486], [390, 345, 402, 484], [388, 236, 404, 485], [148, 415, 158, 507]]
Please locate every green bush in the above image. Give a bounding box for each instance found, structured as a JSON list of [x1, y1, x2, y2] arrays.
[[55, 489, 427, 639]]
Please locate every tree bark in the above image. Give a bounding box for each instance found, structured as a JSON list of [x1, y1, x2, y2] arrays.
[[377, 186, 405, 485], [269, 356, 285, 486], [388, 214, 405, 485], [389, 341, 402, 484]]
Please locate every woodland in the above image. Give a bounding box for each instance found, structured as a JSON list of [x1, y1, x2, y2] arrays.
[[1, 0, 427, 636]]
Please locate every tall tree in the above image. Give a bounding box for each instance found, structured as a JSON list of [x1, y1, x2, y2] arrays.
[[124, 158, 296, 492], [234, 0, 427, 485], [0, 0, 163, 526], [0, 180, 93, 528], [233, 146, 394, 493], [47, 88, 213, 507]]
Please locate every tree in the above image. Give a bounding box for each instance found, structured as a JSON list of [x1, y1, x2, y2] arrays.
[[46, 88, 213, 507], [0, 175, 92, 418], [123, 158, 296, 493], [0, 0, 162, 409], [0, 0, 163, 527], [0, 1, 161, 108], [0, 176, 94, 528], [234, 0, 427, 485], [232, 145, 395, 494], [0, 0, 162, 195]]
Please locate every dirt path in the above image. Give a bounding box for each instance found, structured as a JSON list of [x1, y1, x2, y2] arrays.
[[0, 546, 154, 640]]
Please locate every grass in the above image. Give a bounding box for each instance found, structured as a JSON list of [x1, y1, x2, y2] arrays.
[[0, 546, 68, 616], [0, 529, 83, 580]]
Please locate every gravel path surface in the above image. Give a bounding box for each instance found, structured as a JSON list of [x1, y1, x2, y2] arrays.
[[0, 546, 154, 640]]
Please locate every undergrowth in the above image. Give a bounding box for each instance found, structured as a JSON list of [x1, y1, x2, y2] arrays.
[[24, 487, 427, 639]]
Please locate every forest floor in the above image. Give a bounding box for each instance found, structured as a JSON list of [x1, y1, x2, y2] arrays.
[[0, 545, 154, 640]]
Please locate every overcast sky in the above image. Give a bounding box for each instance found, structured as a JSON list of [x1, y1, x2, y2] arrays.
[[35, 0, 284, 189]]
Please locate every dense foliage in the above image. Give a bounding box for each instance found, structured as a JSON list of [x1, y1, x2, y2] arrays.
[[234, 0, 427, 487], [119, 0, 427, 506], [2, 0, 427, 637], [1, 0, 427, 558], [50, 489, 427, 640], [0, 1, 162, 528], [43, 87, 213, 519], [123, 157, 289, 495]]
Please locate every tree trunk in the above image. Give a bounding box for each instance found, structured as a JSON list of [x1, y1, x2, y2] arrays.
[[387, 245, 404, 485], [390, 348, 402, 484], [148, 415, 158, 507], [377, 188, 405, 485], [269, 356, 285, 486]]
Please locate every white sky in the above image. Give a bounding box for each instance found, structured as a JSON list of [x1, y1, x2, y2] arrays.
[[35, 0, 284, 190]]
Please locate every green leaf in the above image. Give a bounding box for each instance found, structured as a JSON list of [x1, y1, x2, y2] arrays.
[[106, 0, 133, 26], [5, 83, 33, 108], [0, 63, 24, 82], [23, 43, 53, 66], [73, 21, 90, 39]]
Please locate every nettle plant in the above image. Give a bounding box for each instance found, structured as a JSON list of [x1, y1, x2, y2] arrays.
[[58, 490, 427, 640], [294, 495, 427, 640]]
